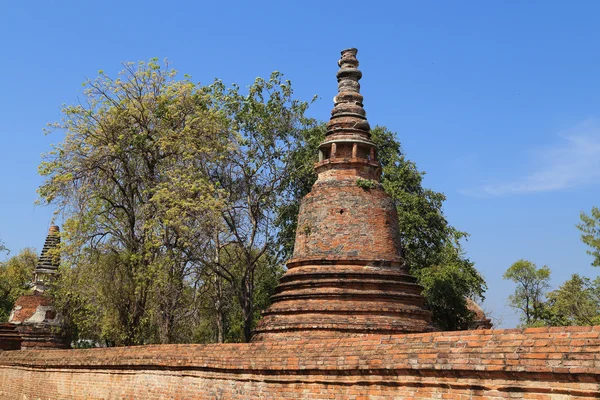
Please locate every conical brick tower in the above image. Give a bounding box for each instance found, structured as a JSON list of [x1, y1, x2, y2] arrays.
[[9, 226, 70, 349], [253, 49, 433, 341]]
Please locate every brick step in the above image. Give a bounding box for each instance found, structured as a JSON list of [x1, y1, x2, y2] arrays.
[[270, 288, 427, 304], [280, 269, 418, 283], [274, 278, 423, 294], [261, 303, 431, 316]]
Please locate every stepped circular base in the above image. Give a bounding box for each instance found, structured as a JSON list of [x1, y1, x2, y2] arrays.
[[253, 263, 433, 341]]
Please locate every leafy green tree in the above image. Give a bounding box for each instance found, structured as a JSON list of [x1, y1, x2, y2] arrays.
[[39, 59, 228, 345], [503, 260, 551, 326], [198, 73, 315, 342], [54, 249, 210, 346], [416, 243, 485, 330], [544, 274, 600, 326], [193, 268, 235, 344], [577, 206, 600, 267], [193, 249, 284, 343], [0, 248, 37, 322], [276, 124, 487, 330], [41, 61, 313, 345]]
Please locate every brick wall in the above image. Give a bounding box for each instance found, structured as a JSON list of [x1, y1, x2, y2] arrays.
[[2, 326, 599, 399]]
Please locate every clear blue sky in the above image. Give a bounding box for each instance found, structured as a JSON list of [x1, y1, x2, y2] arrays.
[[1, 1, 599, 327]]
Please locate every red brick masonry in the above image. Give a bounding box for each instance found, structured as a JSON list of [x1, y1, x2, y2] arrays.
[[1, 326, 599, 399]]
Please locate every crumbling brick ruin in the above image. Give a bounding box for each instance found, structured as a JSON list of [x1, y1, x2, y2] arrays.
[[1, 225, 69, 350], [0, 49, 599, 399]]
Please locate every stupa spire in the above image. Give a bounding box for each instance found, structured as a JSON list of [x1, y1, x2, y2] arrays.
[[317, 49, 380, 181], [32, 225, 60, 293], [326, 48, 371, 139]]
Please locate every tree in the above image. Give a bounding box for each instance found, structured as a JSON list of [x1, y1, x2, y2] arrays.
[[276, 124, 487, 330], [577, 206, 600, 267], [503, 260, 551, 326], [416, 243, 486, 330], [39, 59, 228, 345], [198, 73, 315, 342], [192, 253, 283, 343], [0, 248, 37, 322], [373, 127, 486, 330], [40, 61, 314, 344], [544, 274, 600, 326]]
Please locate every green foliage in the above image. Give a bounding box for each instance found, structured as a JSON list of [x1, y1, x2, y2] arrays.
[[504, 209, 600, 327], [276, 124, 487, 330], [503, 260, 551, 326], [275, 124, 324, 259], [40, 59, 228, 345], [198, 72, 316, 342], [372, 127, 459, 271], [42, 62, 313, 344], [192, 249, 284, 343], [544, 274, 600, 326], [372, 126, 486, 330], [0, 248, 37, 322], [53, 250, 203, 346], [356, 178, 376, 190], [415, 243, 485, 330], [577, 206, 600, 267]]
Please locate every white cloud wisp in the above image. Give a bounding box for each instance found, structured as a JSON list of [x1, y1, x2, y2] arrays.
[[470, 120, 600, 196]]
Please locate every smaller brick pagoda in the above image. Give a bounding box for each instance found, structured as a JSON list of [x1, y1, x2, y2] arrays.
[[253, 49, 433, 341], [8, 226, 69, 349]]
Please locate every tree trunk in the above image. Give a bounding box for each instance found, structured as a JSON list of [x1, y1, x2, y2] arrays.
[[241, 273, 254, 343], [215, 277, 224, 343], [216, 311, 224, 343]]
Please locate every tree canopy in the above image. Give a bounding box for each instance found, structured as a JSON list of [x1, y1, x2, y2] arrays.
[[0, 248, 37, 322], [545, 274, 600, 326], [503, 206, 600, 328], [40, 61, 313, 345], [195, 73, 315, 342], [40, 59, 230, 345], [503, 260, 551, 326], [578, 206, 600, 267]]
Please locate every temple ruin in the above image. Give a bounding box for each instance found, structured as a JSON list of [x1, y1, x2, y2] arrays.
[[1, 226, 69, 350], [0, 49, 599, 399]]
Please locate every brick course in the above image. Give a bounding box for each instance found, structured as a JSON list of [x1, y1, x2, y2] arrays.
[[1, 326, 599, 399]]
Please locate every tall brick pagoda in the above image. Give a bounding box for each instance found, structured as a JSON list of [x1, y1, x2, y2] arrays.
[[253, 48, 433, 340], [8, 226, 69, 349]]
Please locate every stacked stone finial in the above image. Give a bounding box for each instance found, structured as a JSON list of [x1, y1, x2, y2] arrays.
[[326, 48, 371, 140], [253, 49, 433, 341], [32, 225, 60, 293]]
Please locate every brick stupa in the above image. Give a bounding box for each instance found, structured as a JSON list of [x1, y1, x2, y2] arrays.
[[8, 226, 69, 349], [253, 48, 433, 340]]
